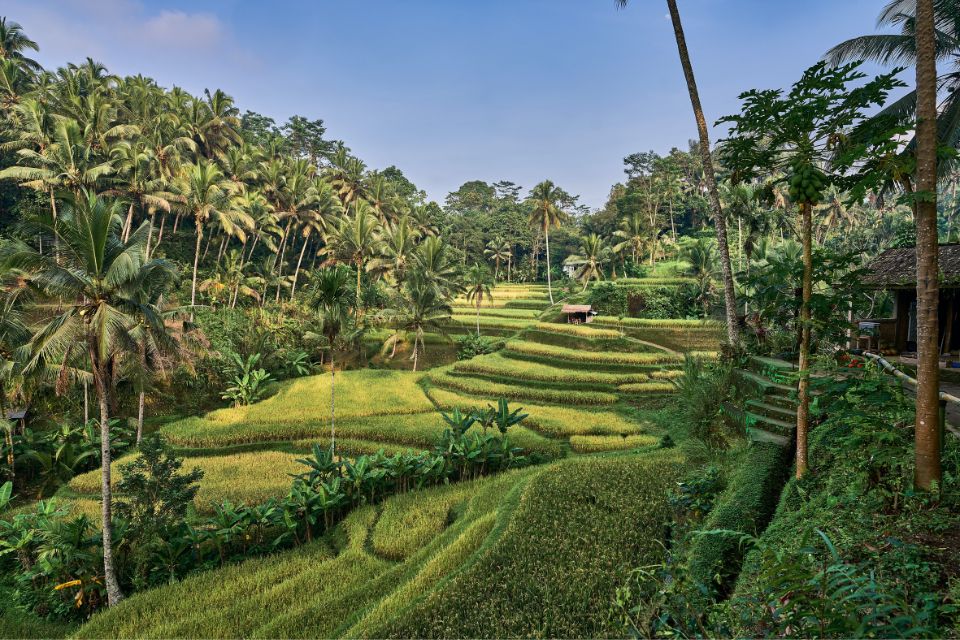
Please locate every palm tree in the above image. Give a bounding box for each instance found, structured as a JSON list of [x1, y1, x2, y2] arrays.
[[324, 202, 381, 308], [388, 278, 452, 371], [0, 18, 41, 72], [310, 266, 355, 457], [527, 180, 566, 304], [572, 233, 608, 291], [914, 0, 942, 490], [108, 141, 173, 242], [369, 215, 422, 287], [2, 191, 178, 607], [484, 236, 511, 281], [464, 264, 493, 336], [175, 159, 246, 318], [415, 236, 460, 298], [616, 0, 739, 344], [613, 210, 650, 265], [681, 237, 717, 318]]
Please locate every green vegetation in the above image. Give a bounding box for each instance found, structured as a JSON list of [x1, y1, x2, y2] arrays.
[[504, 339, 682, 366]]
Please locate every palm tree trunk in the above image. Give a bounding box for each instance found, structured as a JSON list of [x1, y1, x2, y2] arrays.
[[412, 334, 421, 372], [544, 226, 554, 304], [914, 0, 942, 490], [1, 394, 13, 489], [92, 353, 123, 606], [122, 202, 135, 242], [290, 236, 309, 300], [145, 211, 156, 260], [155, 212, 167, 251], [202, 232, 215, 261], [795, 201, 813, 479], [356, 262, 362, 309], [136, 390, 145, 445], [172, 212, 181, 234], [476, 299, 481, 336], [216, 236, 227, 265], [666, 0, 738, 345], [190, 223, 202, 322], [83, 378, 89, 424]]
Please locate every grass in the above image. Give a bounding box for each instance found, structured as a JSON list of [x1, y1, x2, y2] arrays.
[[452, 353, 651, 386], [379, 452, 686, 638], [160, 370, 435, 447], [569, 433, 660, 452], [450, 306, 540, 319], [591, 317, 726, 352], [617, 381, 677, 394], [428, 387, 649, 438], [532, 322, 622, 339], [593, 316, 722, 327], [447, 314, 532, 330], [504, 339, 683, 366], [428, 370, 619, 405], [503, 299, 551, 310], [77, 451, 684, 639], [69, 450, 307, 512]]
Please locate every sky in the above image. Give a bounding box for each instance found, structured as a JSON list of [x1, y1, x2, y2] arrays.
[[5, 0, 894, 209]]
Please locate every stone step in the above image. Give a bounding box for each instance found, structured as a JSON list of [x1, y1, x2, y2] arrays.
[[743, 410, 796, 433], [735, 369, 794, 394], [746, 427, 792, 447], [746, 399, 797, 420]]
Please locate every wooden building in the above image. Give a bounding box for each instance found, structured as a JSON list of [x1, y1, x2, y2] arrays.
[[863, 244, 960, 354], [561, 304, 596, 324]]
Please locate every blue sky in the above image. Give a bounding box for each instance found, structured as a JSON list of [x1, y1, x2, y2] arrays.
[[6, 0, 892, 208]]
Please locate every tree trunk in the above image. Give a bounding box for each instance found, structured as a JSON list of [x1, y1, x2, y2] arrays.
[[155, 212, 167, 252], [1, 394, 13, 489], [914, 0, 942, 490], [290, 235, 309, 300], [545, 225, 554, 304], [172, 212, 181, 234], [190, 221, 203, 322], [83, 378, 89, 425], [795, 201, 813, 479], [666, 0, 738, 345], [476, 298, 481, 336], [122, 202, 135, 242], [136, 390, 145, 445], [92, 353, 123, 606], [145, 211, 156, 260], [216, 236, 227, 265]]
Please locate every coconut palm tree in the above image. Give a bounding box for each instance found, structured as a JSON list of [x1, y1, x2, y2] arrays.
[[681, 237, 717, 318], [616, 0, 739, 344], [310, 266, 355, 457], [484, 236, 511, 281], [0, 18, 41, 72], [613, 210, 650, 265], [527, 180, 567, 304], [464, 264, 493, 337], [572, 233, 608, 291], [369, 215, 422, 287], [388, 278, 452, 371], [108, 141, 173, 242], [324, 201, 381, 308], [175, 159, 247, 317], [2, 191, 178, 607], [415, 236, 460, 298]]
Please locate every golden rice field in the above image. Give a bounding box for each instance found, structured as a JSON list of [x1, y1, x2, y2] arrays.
[[69, 450, 306, 512], [428, 371, 619, 405], [569, 433, 660, 452], [76, 451, 686, 639], [446, 315, 533, 330], [452, 353, 652, 386], [450, 306, 541, 319], [531, 322, 622, 339], [504, 339, 683, 365]]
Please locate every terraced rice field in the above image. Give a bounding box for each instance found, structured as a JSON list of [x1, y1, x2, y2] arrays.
[[76, 450, 686, 639]]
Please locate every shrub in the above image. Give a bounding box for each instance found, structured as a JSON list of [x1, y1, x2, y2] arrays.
[[455, 334, 502, 360], [587, 281, 699, 318]]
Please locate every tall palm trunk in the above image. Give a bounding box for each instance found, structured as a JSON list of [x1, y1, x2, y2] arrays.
[[122, 202, 135, 242], [914, 0, 942, 490], [290, 236, 309, 300], [795, 201, 813, 479], [154, 212, 166, 251], [190, 221, 202, 321], [136, 390, 145, 445], [144, 212, 156, 260], [544, 224, 554, 304], [91, 349, 123, 606], [1, 394, 13, 489], [666, 0, 738, 345], [476, 298, 482, 336]]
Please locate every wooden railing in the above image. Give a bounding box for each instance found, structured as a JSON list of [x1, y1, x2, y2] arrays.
[[862, 351, 959, 441]]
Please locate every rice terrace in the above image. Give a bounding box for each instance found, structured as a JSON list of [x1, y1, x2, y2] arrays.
[[0, 1, 958, 638]]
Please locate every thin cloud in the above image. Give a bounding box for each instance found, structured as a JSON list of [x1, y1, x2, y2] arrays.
[[140, 10, 224, 49]]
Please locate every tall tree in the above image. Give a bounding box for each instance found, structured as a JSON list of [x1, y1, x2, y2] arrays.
[[616, 0, 739, 344], [914, 0, 942, 490], [310, 266, 354, 457], [3, 192, 177, 606], [527, 180, 567, 304], [464, 263, 493, 336]]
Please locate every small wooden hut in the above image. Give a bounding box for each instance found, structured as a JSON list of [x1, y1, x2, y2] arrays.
[[561, 304, 596, 324], [863, 244, 960, 354]]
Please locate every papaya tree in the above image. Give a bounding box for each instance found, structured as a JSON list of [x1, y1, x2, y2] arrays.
[[718, 61, 905, 478]]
